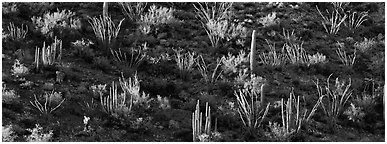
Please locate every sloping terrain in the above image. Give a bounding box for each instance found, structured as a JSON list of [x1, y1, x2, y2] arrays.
[[2, 2, 385, 142]]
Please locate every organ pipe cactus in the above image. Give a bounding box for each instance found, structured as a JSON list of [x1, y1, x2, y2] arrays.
[[250, 30, 256, 73]]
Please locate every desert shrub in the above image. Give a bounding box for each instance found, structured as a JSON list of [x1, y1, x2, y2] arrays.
[[352, 93, 377, 113], [348, 79, 381, 123], [131, 92, 154, 110], [234, 68, 249, 86], [156, 95, 171, 109], [308, 52, 327, 66], [26, 124, 53, 142], [368, 61, 384, 79], [148, 53, 171, 64], [221, 50, 248, 74], [139, 4, 177, 35], [225, 22, 247, 46], [204, 20, 229, 47], [343, 103, 365, 122], [90, 84, 107, 97], [197, 131, 222, 142], [129, 116, 154, 130], [71, 39, 94, 51], [141, 4, 177, 25], [138, 23, 152, 35], [31, 9, 80, 38], [354, 37, 377, 53], [71, 39, 95, 62], [217, 100, 238, 117], [120, 73, 153, 109], [3, 29, 10, 41], [2, 124, 17, 142], [2, 2, 18, 15], [2, 83, 20, 104], [367, 43, 384, 79], [204, 19, 247, 47], [11, 59, 29, 78], [242, 74, 266, 95], [258, 12, 280, 27], [193, 2, 246, 48]]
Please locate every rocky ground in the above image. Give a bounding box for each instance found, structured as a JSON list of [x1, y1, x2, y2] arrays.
[[2, 2, 385, 142]]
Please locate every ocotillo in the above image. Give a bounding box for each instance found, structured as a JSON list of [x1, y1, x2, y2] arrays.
[[250, 30, 256, 73]]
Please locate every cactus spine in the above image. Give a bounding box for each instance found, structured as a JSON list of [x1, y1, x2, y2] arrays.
[[250, 30, 256, 73]]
